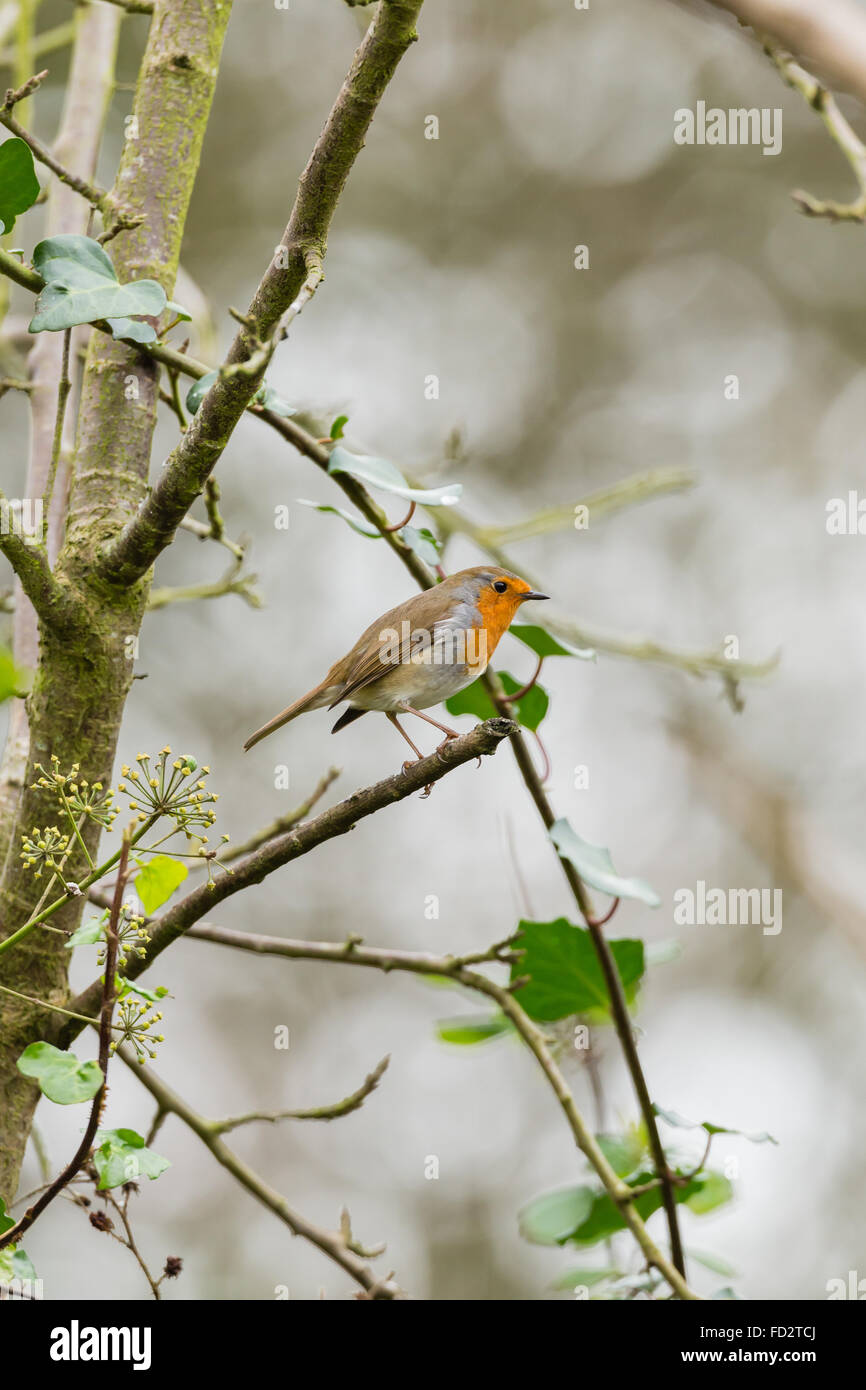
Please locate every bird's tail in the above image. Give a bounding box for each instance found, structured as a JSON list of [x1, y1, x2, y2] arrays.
[[243, 684, 330, 752]]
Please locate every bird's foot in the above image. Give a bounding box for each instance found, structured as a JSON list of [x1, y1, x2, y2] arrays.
[[435, 731, 460, 764]]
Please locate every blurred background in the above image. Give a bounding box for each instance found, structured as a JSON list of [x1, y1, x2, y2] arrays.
[[3, 0, 866, 1299]]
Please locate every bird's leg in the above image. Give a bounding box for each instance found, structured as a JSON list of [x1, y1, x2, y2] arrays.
[[400, 705, 460, 753], [401, 705, 480, 770], [386, 712, 436, 798], [387, 712, 425, 768]]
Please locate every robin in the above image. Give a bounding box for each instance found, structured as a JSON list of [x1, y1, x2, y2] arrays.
[[243, 566, 549, 775]]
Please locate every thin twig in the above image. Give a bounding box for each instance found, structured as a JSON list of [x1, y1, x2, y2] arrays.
[[508, 654, 543, 703], [382, 500, 416, 533], [43, 328, 71, 517], [486, 684, 687, 1278], [126, 923, 697, 1300], [116, 1046, 405, 1298], [98, 1187, 164, 1300], [213, 767, 341, 865], [178, 516, 245, 562], [764, 39, 866, 220], [146, 556, 262, 612], [210, 1055, 390, 1134], [1, 70, 110, 212]]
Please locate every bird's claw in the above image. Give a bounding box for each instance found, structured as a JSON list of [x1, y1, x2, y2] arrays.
[[435, 732, 459, 761], [399, 757, 434, 797]]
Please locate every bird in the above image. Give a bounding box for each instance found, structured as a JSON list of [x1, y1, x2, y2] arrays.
[[243, 566, 549, 777]]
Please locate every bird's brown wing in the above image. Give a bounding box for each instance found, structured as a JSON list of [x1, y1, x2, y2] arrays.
[[324, 586, 458, 707]]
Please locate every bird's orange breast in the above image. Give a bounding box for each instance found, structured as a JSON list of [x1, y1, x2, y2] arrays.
[[470, 590, 524, 669]]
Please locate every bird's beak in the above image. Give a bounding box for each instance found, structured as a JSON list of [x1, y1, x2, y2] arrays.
[[520, 589, 550, 602]]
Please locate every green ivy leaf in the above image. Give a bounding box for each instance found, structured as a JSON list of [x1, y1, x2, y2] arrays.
[[93, 1128, 170, 1190], [519, 1185, 596, 1245], [521, 1169, 732, 1249], [328, 445, 462, 507], [445, 670, 549, 731], [0, 1246, 37, 1284], [435, 1014, 512, 1045], [16, 1042, 103, 1105], [596, 1129, 647, 1179], [510, 624, 596, 661], [549, 817, 661, 909], [29, 235, 166, 334], [509, 918, 644, 1022], [399, 524, 441, 567], [654, 1105, 778, 1145], [0, 1198, 14, 1236], [685, 1172, 735, 1215], [118, 976, 169, 1004], [255, 383, 297, 417], [184, 373, 296, 417], [0, 137, 40, 234], [13, 1248, 37, 1280], [105, 315, 157, 344], [500, 671, 548, 730], [133, 855, 188, 914], [185, 369, 218, 414], [64, 913, 107, 949]]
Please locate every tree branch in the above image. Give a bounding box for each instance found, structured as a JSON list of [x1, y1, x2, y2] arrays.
[[707, 0, 866, 107], [101, 922, 697, 1298], [0, 487, 80, 631], [116, 1045, 404, 1298], [213, 766, 341, 864], [65, 718, 516, 1022], [94, 0, 424, 588]]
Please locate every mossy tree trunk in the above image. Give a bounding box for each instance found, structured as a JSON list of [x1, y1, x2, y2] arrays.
[[0, 0, 232, 1209]]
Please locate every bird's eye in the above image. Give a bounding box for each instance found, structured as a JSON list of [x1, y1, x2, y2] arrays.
[[493, 580, 508, 594]]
